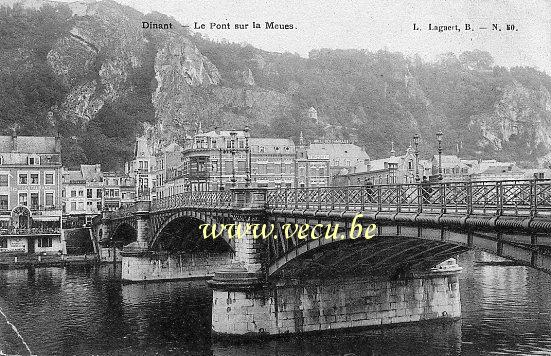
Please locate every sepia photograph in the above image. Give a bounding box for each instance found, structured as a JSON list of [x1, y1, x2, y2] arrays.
[[0, 0, 551, 354]]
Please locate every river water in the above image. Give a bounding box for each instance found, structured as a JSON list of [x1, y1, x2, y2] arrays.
[[0, 251, 551, 355]]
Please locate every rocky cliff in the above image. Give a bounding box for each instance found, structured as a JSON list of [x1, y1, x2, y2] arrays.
[[2, 0, 551, 169]]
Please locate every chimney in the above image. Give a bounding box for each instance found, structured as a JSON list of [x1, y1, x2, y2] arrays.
[[11, 125, 17, 152], [55, 135, 61, 153]]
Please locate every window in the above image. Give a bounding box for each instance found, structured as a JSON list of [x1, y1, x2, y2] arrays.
[[70, 202, 76, 211], [18, 192, 27, 206], [0, 238, 6, 248], [0, 195, 8, 210], [0, 174, 8, 187], [45, 192, 54, 207], [97, 202, 102, 211], [45, 173, 54, 185], [87, 201, 92, 206], [97, 189, 102, 198], [19, 174, 28, 185], [87, 189, 93, 198], [28, 156, 39, 165], [38, 237, 52, 248], [258, 164, 267, 175], [30, 173, 39, 184], [78, 202, 84, 211], [71, 190, 76, 198], [30, 193, 39, 210], [78, 190, 83, 197], [238, 140, 245, 149]]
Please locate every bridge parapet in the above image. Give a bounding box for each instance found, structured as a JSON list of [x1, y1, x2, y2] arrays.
[[265, 179, 551, 218], [151, 190, 232, 212]]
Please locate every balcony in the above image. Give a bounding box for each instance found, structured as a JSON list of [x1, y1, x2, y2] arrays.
[[0, 227, 61, 236], [189, 171, 210, 180]]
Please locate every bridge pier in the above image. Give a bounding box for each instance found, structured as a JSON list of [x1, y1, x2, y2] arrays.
[[210, 260, 462, 336]]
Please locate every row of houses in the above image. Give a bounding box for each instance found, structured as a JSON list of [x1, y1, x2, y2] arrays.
[[130, 129, 370, 199], [1, 129, 548, 256], [333, 145, 551, 187]]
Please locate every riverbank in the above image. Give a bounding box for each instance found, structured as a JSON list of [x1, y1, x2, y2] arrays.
[[0, 253, 99, 268]]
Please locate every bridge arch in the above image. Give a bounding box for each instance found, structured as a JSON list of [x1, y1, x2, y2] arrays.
[[110, 222, 137, 247], [268, 234, 468, 278], [150, 210, 232, 253], [267, 220, 551, 277]]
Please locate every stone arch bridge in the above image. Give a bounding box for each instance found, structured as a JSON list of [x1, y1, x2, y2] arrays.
[[92, 179, 551, 336]]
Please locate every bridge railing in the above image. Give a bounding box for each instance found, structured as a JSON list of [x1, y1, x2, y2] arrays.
[[266, 179, 551, 217], [151, 190, 233, 212]]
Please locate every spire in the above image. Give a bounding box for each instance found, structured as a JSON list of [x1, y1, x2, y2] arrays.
[[390, 141, 395, 156], [197, 121, 203, 134], [299, 131, 305, 146]]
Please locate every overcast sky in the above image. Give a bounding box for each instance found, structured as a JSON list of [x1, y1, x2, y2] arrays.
[[75, 0, 551, 73]]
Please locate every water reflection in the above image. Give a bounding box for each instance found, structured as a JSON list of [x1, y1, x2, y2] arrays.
[[0, 252, 550, 355]]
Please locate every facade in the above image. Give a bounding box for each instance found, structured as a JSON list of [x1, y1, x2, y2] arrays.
[[431, 155, 471, 182], [155, 142, 183, 199], [307, 141, 370, 179], [154, 130, 333, 196], [295, 138, 331, 188], [126, 137, 155, 199], [0, 134, 63, 254], [332, 145, 430, 186], [62, 164, 104, 227], [102, 172, 136, 211]]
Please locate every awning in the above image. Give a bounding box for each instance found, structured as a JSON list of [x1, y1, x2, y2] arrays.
[[32, 216, 61, 222]]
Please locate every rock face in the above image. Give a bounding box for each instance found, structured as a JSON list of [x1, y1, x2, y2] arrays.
[[470, 82, 551, 153], [6, 0, 551, 169]]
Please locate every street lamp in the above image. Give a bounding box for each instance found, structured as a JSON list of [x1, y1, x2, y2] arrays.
[[413, 134, 420, 182], [436, 131, 443, 180], [229, 131, 237, 187], [244, 126, 251, 187]]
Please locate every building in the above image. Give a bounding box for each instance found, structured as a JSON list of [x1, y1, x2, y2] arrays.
[[125, 137, 155, 199], [470, 164, 524, 181], [102, 172, 136, 211], [295, 135, 331, 188], [431, 155, 471, 182], [0, 134, 63, 254], [62, 164, 104, 227], [154, 142, 183, 199], [332, 144, 431, 186], [173, 130, 297, 191], [154, 130, 334, 196], [307, 141, 370, 181]]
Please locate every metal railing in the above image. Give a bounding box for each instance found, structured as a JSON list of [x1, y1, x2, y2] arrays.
[[266, 179, 551, 217], [151, 190, 232, 211], [102, 179, 551, 220], [0, 227, 61, 235]]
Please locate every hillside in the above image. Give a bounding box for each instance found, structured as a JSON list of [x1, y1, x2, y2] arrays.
[[1, 0, 551, 170]]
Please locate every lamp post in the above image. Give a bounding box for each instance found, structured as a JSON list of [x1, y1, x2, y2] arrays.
[[229, 131, 237, 187], [244, 126, 251, 187], [413, 134, 420, 182], [436, 131, 443, 180]]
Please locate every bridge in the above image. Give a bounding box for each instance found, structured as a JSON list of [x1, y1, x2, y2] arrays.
[[92, 179, 551, 336]]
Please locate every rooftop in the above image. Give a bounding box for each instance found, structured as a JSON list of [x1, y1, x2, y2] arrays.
[[0, 135, 59, 154]]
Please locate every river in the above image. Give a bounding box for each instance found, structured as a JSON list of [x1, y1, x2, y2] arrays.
[[1, 251, 551, 355]]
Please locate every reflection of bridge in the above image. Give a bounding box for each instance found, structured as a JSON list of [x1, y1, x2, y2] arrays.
[[92, 179, 551, 336]]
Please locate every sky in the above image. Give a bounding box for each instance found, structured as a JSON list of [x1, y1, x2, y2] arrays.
[[51, 0, 551, 74]]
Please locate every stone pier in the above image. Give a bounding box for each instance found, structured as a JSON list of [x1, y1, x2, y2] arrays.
[[210, 265, 461, 336], [121, 251, 234, 282]]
